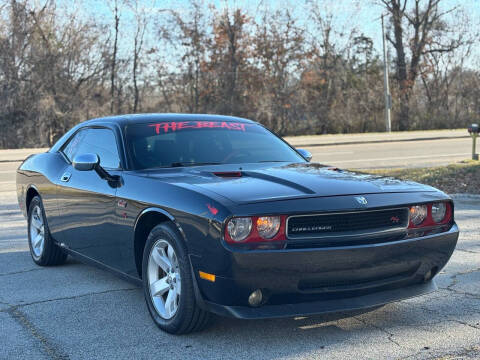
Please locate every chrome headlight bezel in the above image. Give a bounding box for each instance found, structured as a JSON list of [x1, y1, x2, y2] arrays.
[[431, 202, 447, 223], [409, 205, 428, 226], [226, 217, 252, 242], [256, 216, 281, 239]]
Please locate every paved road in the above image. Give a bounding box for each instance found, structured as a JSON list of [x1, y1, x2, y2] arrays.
[[301, 137, 471, 169], [0, 135, 474, 193], [1, 191, 479, 359], [1, 133, 479, 359], [284, 129, 468, 147], [0, 129, 469, 163]]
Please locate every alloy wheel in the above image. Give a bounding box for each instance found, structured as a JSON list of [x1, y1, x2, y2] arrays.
[[147, 239, 181, 319], [29, 205, 45, 259]]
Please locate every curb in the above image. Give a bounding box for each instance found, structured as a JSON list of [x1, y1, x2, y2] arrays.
[[287, 135, 469, 148], [450, 194, 480, 202], [0, 160, 24, 163]]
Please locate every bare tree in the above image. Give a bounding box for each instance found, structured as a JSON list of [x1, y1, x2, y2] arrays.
[[109, 0, 120, 113], [128, 0, 150, 112], [381, 0, 463, 130], [161, 0, 211, 113], [253, 8, 306, 133], [210, 6, 250, 115], [0, 0, 477, 149]]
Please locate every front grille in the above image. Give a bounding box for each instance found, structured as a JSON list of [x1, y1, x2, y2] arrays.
[[297, 262, 420, 293], [286, 208, 409, 240]]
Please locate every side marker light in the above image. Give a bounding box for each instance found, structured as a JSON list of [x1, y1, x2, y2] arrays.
[[199, 271, 216, 282]]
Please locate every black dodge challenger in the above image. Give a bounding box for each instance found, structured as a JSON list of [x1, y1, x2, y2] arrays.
[[16, 114, 459, 334]]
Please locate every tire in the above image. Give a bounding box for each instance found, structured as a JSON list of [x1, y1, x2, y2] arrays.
[[27, 196, 67, 266], [142, 222, 211, 334]]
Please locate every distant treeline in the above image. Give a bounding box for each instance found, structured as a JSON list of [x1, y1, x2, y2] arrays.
[[0, 0, 478, 148]]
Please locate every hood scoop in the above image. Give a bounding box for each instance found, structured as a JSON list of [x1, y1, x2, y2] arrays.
[[213, 171, 243, 178]]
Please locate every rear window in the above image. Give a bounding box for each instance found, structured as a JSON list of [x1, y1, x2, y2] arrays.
[[125, 120, 304, 170]]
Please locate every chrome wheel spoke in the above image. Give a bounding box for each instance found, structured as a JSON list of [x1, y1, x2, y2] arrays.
[[164, 288, 177, 318], [150, 277, 170, 297], [31, 216, 42, 231], [175, 279, 181, 295], [167, 245, 175, 264], [151, 248, 171, 272], [29, 205, 45, 258], [32, 233, 43, 249], [37, 237, 44, 252], [148, 239, 181, 320]]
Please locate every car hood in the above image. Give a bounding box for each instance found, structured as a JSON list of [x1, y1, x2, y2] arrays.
[[137, 162, 437, 204]]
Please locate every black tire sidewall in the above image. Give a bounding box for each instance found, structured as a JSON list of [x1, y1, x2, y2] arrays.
[[142, 222, 197, 334]]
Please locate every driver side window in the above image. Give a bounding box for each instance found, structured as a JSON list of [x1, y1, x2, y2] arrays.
[[62, 128, 121, 169]]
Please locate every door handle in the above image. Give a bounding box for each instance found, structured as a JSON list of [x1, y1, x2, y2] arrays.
[[60, 172, 71, 182]]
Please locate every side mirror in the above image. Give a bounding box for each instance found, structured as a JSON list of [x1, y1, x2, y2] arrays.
[[297, 148, 312, 162], [73, 153, 99, 171], [72, 153, 121, 186]]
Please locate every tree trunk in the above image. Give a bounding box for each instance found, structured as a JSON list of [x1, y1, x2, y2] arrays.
[[110, 0, 119, 114], [398, 87, 411, 130], [390, 0, 410, 130], [133, 39, 139, 112]]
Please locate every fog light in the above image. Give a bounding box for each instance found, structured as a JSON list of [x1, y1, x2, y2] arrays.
[[248, 289, 263, 307]]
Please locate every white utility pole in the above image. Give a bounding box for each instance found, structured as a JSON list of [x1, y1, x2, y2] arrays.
[[381, 14, 392, 132]]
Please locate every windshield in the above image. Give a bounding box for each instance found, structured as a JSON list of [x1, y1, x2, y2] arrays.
[[125, 120, 305, 170]]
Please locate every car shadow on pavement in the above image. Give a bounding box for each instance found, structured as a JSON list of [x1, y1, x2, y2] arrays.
[[1, 196, 478, 359], [1, 249, 479, 360]]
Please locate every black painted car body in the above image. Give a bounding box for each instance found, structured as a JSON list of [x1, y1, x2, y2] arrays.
[[17, 114, 458, 322]]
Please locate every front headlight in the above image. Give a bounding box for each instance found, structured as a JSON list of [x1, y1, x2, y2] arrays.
[[431, 202, 447, 223], [256, 216, 281, 239], [410, 205, 427, 226], [227, 217, 252, 242]]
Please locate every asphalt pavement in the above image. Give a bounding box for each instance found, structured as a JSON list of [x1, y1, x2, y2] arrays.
[[0, 190, 479, 359], [1, 132, 479, 359]]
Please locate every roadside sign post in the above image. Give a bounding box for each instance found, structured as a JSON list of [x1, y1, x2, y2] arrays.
[[468, 124, 479, 160]]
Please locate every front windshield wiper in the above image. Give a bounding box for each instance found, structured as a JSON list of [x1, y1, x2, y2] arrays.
[[169, 162, 223, 167]]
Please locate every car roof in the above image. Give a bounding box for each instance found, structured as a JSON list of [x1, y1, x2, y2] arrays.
[[49, 113, 259, 154], [83, 113, 256, 127]]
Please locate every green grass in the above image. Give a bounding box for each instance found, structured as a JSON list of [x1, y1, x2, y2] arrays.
[[363, 160, 480, 194]]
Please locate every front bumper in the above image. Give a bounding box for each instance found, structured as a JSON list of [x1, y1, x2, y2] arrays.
[[203, 280, 437, 319], [191, 224, 459, 319]]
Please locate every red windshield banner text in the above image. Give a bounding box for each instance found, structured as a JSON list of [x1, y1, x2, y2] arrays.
[[149, 121, 249, 134]]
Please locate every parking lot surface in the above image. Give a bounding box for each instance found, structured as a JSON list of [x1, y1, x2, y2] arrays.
[[1, 188, 479, 359]]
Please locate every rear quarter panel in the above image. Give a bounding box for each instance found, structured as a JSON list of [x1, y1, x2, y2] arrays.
[[16, 152, 68, 236]]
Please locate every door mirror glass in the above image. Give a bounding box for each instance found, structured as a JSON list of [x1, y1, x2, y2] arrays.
[[73, 153, 100, 171], [297, 148, 312, 162]]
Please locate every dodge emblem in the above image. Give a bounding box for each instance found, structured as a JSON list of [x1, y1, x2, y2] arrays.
[[354, 196, 368, 206]]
